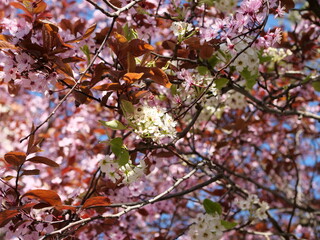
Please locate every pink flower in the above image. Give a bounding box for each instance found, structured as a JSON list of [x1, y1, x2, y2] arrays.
[[274, 4, 286, 18], [0, 18, 32, 40], [15, 52, 35, 73], [200, 28, 218, 42], [226, 37, 236, 54], [240, 0, 262, 16], [178, 69, 193, 91], [233, 13, 249, 33]]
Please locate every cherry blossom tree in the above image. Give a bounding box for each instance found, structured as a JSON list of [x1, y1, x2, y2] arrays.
[[0, 0, 319, 239]]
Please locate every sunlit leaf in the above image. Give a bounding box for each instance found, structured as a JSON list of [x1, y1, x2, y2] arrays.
[[66, 23, 97, 43], [99, 120, 127, 130], [1, 175, 15, 181], [27, 156, 59, 167], [0, 210, 20, 227], [133, 90, 149, 100], [62, 56, 86, 63], [22, 189, 62, 206], [0, 40, 17, 50], [82, 196, 111, 209], [128, 39, 154, 57], [55, 205, 77, 212], [32, 1, 47, 14], [4, 152, 26, 166], [9, 2, 32, 16], [123, 72, 144, 84], [135, 67, 171, 88], [54, 57, 74, 78], [92, 83, 122, 91], [80, 45, 91, 64]]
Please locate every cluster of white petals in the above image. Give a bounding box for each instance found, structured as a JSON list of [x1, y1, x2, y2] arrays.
[[100, 156, 146, 185], [120, 159, 146, 184], [263, 47, 293, 62], [130, 104, 177, 143], [170, 21, 193, 38], [237, 194, 270, 220], [224, 90, 247, 109], [188, 213, 225, 240], [232, 42, 259, 73], [100, 156, 121, 183]]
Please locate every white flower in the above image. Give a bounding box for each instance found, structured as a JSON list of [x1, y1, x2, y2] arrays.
[[170, 21, 193, 37], [189, 213, 225, 240], [236, 195, 270, 221], [259, 201, 270, 211], [100, 156, 121, 183], [224, 90, 247, 109], [130, 104, 177, 143], [120, 159, 146, 184], [247, 194, 260, 204], [237, 199, 251, 210], [233, 54, 249, 72], [263, 47, 292, 62], [256, 207, 268, 220]]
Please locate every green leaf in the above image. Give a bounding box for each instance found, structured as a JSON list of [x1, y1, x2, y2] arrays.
[[80, 45, 91, 64], [312, 81, 320, 92], [99, 120, 127, 130], [302, 74, 311, 84], [123, 23, 138, 41], [203, 199, 222, 215], [110, 138, 123, 156], [208, 55, 219, 68], [215, 78, 228, 90], [117, 149, 130, 166], [221, 220, 237, 230], [121, 100, 135, 117], [241, 68, 258, 90], [197, 66, 209, 75], [171, 84, 178, 95]]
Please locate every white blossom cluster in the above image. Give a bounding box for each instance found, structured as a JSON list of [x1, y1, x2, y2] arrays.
[[263, 47, 293, 62], [120, 160, 146, 184], [232, 43, 260, 73], [237, 194, 270, 221], [170, 21, 193, 38], [224, 90, 247, 109], [130, 104, 177, 143], [188, 213, 226, 240], [198, 83, 223, 120], [100, 156, 146, 185], [100, 156, 121, 183]]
